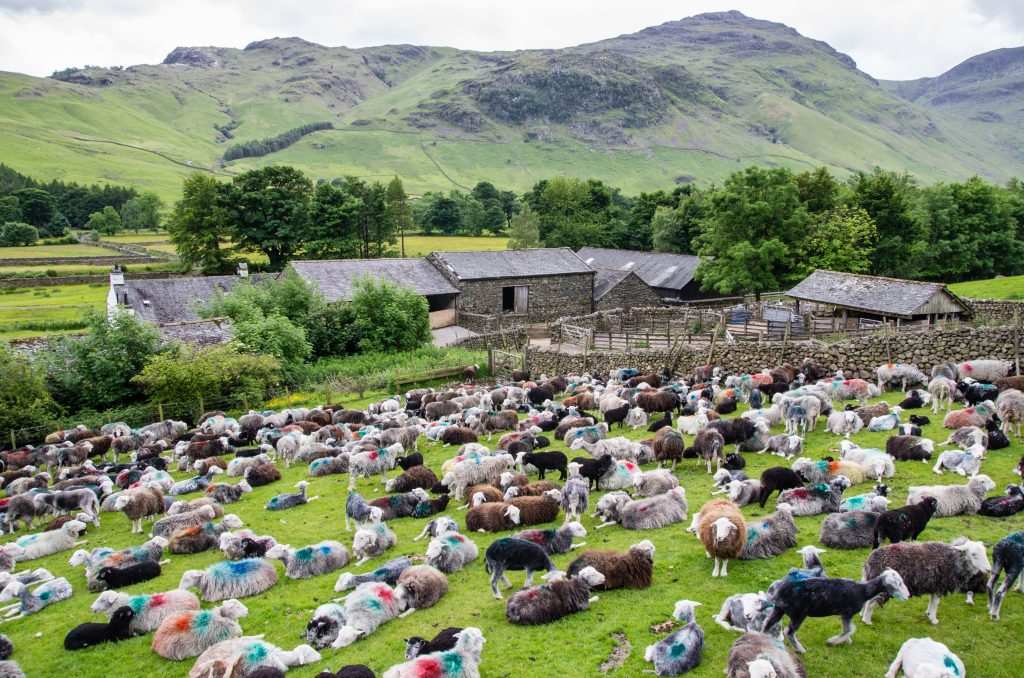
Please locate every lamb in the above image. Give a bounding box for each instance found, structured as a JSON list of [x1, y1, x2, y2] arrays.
[[632, 469, 679, 497], [511, 521, 587, 556], [644, 600, 704, 676], [150, 505, 217, 539], [907, 474, 996, 517], [872, 497, 939, 549], [861, 538, 990, 625], [484, 538, 556, 599], [568, 454, 614, 491], [347, 444, 403, 490], [0, 519, 86, 562], [392, 565, 448, 617], [188, 637, 321, 677], [63, 606, 135, 650], [757, 467, 804, 508], [179, 559, 278, 602], [979, 484, 1024, 517], [886, 435, 934, 461], [0, 578, 72, 619], [382, 627, 485, 678], [697, 499, 746, 577], [404, 626, 463, 659], [412, 516, 459, 542], [942, 401, 997, 429], [762, 569, 909, 653], [265, 481, 319, 510], [931, 442, 984, 476], [594, 487, 688, 530], [760, 434, 803, 460], [566, 540, 654, 590], [725, 632, 806, 678], [712, 468, 748, 493], [329, 581, 404, 648], [204, 479, 253, 504], [986, 530, 1024, 620], [739, 504, 797, 560], [515, 450, 567, 480], [898, 389, 931, 410], [266, 541, 350, 579], [425, 532, 479, 573], [692, 428, 725, 474], [385, 465, 439, 493], [728, 479, 763, 507], [885, 638, 965, 678], [151, 599, 248, 661], [958, 359, 1010, 383], [352, 522, 397, 565], [91, 589, 200, 633], [777, 477, 851, 517], [344, 493, 384, 532], [333, 557, 412, 593], [504, 566, 605, 625]]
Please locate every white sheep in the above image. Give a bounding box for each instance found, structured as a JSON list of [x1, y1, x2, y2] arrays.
[[885, 637, 965, 678], [91, 589, 201, 633], [0, 520, 86, 562], [348, 443, 403, 490], [330, 581, 404, 649], [907, 474, 996, 517], [932, 443, 984, 476], [441, 453, 515, 500], [826, 410, 864, 438]]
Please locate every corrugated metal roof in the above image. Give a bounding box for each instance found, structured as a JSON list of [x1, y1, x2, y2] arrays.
[[576, 247, 702, 290], [593, 268, 632, 300], [787, 269, 967, 318], [430, 248, 593, 280], [290, 259, 459, 300]]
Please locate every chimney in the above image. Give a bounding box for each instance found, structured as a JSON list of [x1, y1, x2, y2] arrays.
[[237, 262, 249, 278], [109, 264, 124, 286]]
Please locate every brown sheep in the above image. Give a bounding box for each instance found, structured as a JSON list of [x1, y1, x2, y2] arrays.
[[653, 428, 685, 472], [465, 502, 521, 532], [504, 480, 561, 498], [473, 411, 519, 438], [995, 375, 1024, 392], [853, 401, 890, 426], [243, 463, 281, 487], [193, 458, 228, 475], [461, 484, 504, 509], [626, 374, 662, 388], [696, 499, 746, 577], [385, 465, 439, 493], [635, 390, 678, 415], [425, 400, 459, 421], [565, 539, 655, 590], [554, 417, 594, 442], [439, 427, 478, 446], [506, 489, 563, 526], [84, 436, 113, 459], [114, 487, 166, 534]]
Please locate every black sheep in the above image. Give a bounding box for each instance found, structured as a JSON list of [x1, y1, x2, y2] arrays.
[[250, 668, 287, 678], [485, 537, 557, 599], [985, 420, 1011, 450], [239, 537, 271, 558], [908, 414, 930, 426], [604, 404, 630, 430], [95, 561, 162, 589], [898, 391, 926, 409], [533, 436, 550, 449], [708, 417, 755, 445], [315, 666, 376, 678], [962, 381, 999, 406], [724, 452, 746, 470], [395, 452, 424, 471], [872, 496, 938, 549], [233, 447, 263, 458], [64, 605, 135, 650], [758, 467, 804, 508], [0, 635, 12, 660], [405, 627, 463, 659], [715, 398, 738, 415], [571, 454, 614, 491], [647, 412, 673, 433], [519, 451, 567, 481], [759, 382, 791, 398], [979, 484, 1024, 517]]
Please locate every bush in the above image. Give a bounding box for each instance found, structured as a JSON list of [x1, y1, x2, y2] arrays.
[[303, 301, 358, 358], [350, 276, 431, 353], [233, 313, 311, 365], [0, 343, 63, 436], [0, 222, 38, 246], [294, 346, 487, 391]]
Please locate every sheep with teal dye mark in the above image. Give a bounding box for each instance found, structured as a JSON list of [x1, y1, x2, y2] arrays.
[[151, 599, 248, 661], [382, 627, 486, 678], [330, 581, 404, 649], [740, 504, 797, 560], [820, 499, 890, 549], [0, 577, 72, 620], [179, 558, 278, 602], [0, 519, 86, 562], [425, 532, 478, 574], [91, 589, 201, 633], [885, 637, 965, 678], [644, 600, 704, 676], [188, 636, 321, 677], [348, 444, 404, 490], [988, 530, 1024, 620], [265, 481, 318, 511], [265, 541, 350, 579], [352, 522, 397, 566], [333, 556, 412, 593]]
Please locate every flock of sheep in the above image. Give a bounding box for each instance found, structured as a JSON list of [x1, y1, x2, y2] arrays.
[[0, 357, 1021, 676]]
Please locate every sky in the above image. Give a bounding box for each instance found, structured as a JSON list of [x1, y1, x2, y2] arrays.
[[0, 0, 1022, 80]]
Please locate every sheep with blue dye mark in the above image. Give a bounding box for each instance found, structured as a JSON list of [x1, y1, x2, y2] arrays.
[[330, 581, 404, 648], [819, 499, 891, 550], [91, 589, 201, 633], [352, 521, 397, 565], [425, 532, 479, 574], [839, 484, 890, 512], [179, 559, 278, 602], [382, 627, 486, 678], [348, 444, 404, 490], [151, 598, 248, 661], [265, 481, 319, 511], [504, 566, 605, 625], [645, 599, 703, 676], [0, 577, 73, 619], [907, 474, 996, 517], [725, 632, 806, 678], [441, 453, 516, 500], [0, 519, 86, 563], [188, 636, 321, 677], [333, 556, 412, 593], [265, 541, 350, 579], [884, 637, 964, 678], [740, 504, 796, 560], [777, 477, 851, 516], [765, 546, 827, 599]]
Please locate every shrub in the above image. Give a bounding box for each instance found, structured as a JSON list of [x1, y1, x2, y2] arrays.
[[350, 276, 431, 353], [233, 313, 311, 365], [0, 343, 63, 436], [0, 222, 38, 246], [302, 301, 358, 358]]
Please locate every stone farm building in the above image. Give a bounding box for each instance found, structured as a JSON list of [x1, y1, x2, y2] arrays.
[[576, 247, 717, 302], [786, 269, 972, 327]]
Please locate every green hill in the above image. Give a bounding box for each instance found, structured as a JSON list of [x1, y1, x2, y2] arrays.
[[2, 10, 1022, 198]]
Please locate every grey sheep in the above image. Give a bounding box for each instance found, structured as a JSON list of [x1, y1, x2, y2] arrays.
[[561, 463, 590, 522], [778, 477, 851, 517], [352, 521, 397, 565], [425, 532, 478, 573], [309, 455, 351, 478], [907, 474, 996, 517], [412, 516, 459, 542], [205, 479, 253, 504], [644, 600, 703, 676], [333, 556, 412, 592], [265, 481, 319, 510], [725, 632, 806, 678], [394, 565, 448, 616], [727, 479, 762, 507], [179, 559, 278, 602], [714, 592, 779, 636], [345, 492, 384, 532], [739, 504, 797, 560], [265, 541, 350, 579], [150, 504, 217, 539], [504, 566, 605, 625], [168, 497, 224, 518], [820, 500, 889, 549], [632, 469, 679, 497]]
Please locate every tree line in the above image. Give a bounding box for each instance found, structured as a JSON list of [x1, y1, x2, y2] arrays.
[[222, 122, 334, 161]]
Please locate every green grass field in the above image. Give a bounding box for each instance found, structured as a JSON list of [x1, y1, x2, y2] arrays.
[[0, 244, 115, 259], [400, 234, 508, 256], [949, 276, 1024, 300], [0, 283, 106, 338], [1, 388, 1021, 677], [100, 233, 171, 244]]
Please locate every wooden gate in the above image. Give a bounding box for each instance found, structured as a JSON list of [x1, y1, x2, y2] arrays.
[[489, 349, 525, 379]]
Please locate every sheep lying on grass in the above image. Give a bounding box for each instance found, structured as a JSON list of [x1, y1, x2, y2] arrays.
[[566, 540, 654, 590], [91, 589, 200, 633], [504, 566, 604, 625], [188, 637, 321, 677], [885, 637, 965, 678], [151, 599, 248, 661], [644, 600, 704, 676]]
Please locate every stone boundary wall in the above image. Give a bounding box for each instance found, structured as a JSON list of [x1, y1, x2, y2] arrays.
[[0, 270, 181, 288], [550, 306, 719, 335], [527, 325, 1019, 380], [967, 298, 1024, 324], [450, 326, 526, 352], [0, 255, 156, 267]]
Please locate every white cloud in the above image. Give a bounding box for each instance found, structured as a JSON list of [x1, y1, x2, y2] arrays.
[[0, 0, 1021, 80]]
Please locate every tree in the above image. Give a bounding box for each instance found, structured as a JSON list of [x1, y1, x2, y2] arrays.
[[795, 166, 843, 214], [498, 190, 520, 229], [423, 195, 462, 235], [224, 165, 313, 269], [305, 181, 361, 260], [168, 174, 230, 274], [471, 181, 501, 207], [0, 196, 20, 224], [796, 206, 877, 277], [506, 204, 541, 249], [85, 205, 122, 235], [0, 343, 62, 435], [481, 204, 506, 235], [120, 192, 164, 232], [0, 222, 38, 246], [651, 189, 704, 254], [40, 211, 70, 238], [201, 267, 322, 325], [11, 188, 56, 228], [350, 276, 431, 353], [525, 176, 629, 248], [848, 167, 923, 278], [133, 344, 280, 409], [233, 313, 311, 366], [386, 177, 413, 257]]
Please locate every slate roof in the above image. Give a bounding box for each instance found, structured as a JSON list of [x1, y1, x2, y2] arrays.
[[158, 318, 233, 346], [593, 268, 633, 300], [576, 247, 702, 290], [290, 259, 458, 300], [118, 276, 259, 325], [787, 270, 967, 318], [430, 248, 593, 280]]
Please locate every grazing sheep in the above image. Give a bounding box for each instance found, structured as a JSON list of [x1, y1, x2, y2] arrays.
[[861, 538, 990, 625], [333, 557, 412, 593], [266, 541, 350, 579], [91, 589, 201, 634], [928, 377, 959, 415], [740, 504, 797, 560], [265, 481, 318, 510], [566, 540, 654, 590], [885, 637, 965, 678], [504, 566, 605, 625], [725, 632, 806, 678], [758, 467, 804, 508], [382, 627, 485, 678], [644, 600, 704, 676], [872, 497, 939, 549], [987, 530, 1024, 620], [886, 436, 934, 462], [188, 637, 321, 677], [1, 519, 86, 562], [151, 599, 248, 661], [632, 469, 679, 497], [0, 578, 72, 619], [907, 474, 996, 517], [179, 559, 278, 602], [352, 522, 397, 566], [763, 569, 909, 653], [484, 538, 556, 599], [329, 581, 404, 649], [425, 533, 478, 573], [777, 477, 851, 517], [697, 499, 746, 577], [979, 484, 1024, 517], [404, 626, 463, 659]]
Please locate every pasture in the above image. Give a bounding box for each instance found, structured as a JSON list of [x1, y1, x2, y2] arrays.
[[0, 283, 106, 339], [949, 275, 1024, 300], [0, 386, 1021, 677], [0, 244, 114, 259]]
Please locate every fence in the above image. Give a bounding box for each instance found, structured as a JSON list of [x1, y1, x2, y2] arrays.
[[489, 349, 525, 379]]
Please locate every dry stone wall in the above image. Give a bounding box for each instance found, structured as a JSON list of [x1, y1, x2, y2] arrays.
[[967, 298, 1024, 324]]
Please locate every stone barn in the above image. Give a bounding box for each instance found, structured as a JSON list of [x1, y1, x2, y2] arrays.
[[427, 248, 594, 324], [593, 268, 662, 310], [576, 247, 720, 302]]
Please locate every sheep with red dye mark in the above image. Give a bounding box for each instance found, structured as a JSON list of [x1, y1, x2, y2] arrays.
[[382, 627, 486, 678], [942, 401, 997, 429], [778, 477, 851, 517], [330, 581, 404, 648], [151, 598, 248, 661], [958, 359, 1011, 383], [348, 444, 404, 490], [91, 589, 201, 633]]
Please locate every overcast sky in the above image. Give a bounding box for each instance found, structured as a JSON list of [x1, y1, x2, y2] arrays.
[[1, 0, 1022, 80]]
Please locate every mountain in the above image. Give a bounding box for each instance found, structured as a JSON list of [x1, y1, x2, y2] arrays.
[[1, 10, 1021, 198]]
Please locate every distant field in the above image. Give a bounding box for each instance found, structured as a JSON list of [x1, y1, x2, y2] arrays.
[[101, 232, 170, 244], [401, 234, 507, 256], [0, 283, 106, 339], [0, 262, 179, 275], [949, 275, 1024, 299], [0, 244, 114, 258]]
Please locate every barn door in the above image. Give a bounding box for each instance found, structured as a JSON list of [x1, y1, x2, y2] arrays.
[[514, 286, 529, 314]]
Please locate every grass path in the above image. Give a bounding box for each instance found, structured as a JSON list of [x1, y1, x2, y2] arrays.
[[1, 389, 1022, 676]]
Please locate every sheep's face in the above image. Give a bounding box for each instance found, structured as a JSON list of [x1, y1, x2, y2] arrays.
[[746, 659, 779, 678], [68, 549, 91, 567], [265, 544, 289, 560], [113, 495, 130, 511], [425, 540, 444, 560], [504, 506, 521, 525], [91, 590, 121, 613], [575, 566, 605, 588], [881, 569, 910, 600], [712, 469, 731, 485], [740, 593, 765, 622], [972, 474, 996, 493], [712, 517, 737, 542], [671, 599, 700, 623], [65, 519, 87, 536], [955, 539, 991, 574], [633, 540, 656, 558], [544, 489, 563, 504], [219, 599, 249, 620]]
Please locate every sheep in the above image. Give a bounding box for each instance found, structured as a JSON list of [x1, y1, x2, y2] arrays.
[[728, 479, 763, 508], [760, 434, 803, 460], [218, 530, 277, 561], [564, 539, 654, 592], [725, 632, 807, 678], [644, 600, 704, 676], [505, 489, 563, 526], [792, 458, 865, 486], [303, 603, 346, 649], [0, 578, 72, 619], [942, 401, 997, 429], [987, 530, 1024, 620], [778, 477, 851, 517], [840, 485, 890, 512], [898, 389, 931, 410], [425, 532, 479, 573], [678, 410, 710, 435], [980, 484, 1024, 517], [265, 481, 319, 510], [344, 493, 384, 532], [370, 489, 429, 521], [412, 494, 450, 519], [412, 516, 459, 542], [885, 637, 965, 678], [95, 560, 163, 590], [939, 425, 988, 450], [169, 468, 224, 496], [872, 497, 939, 549], [836, 447, 893, 482], [439, 427, 478, 447], [569, 454, 614, 491], [692, 428, 725, 474], [862, 538, 990, 625], [150, 505, 217, 539], [395, 452, 424, 471], [329, 581, 404, 648], [931, 443, 984, 476], [762, 569, 909, 653], [632, 469, 679, 497], [516, 450, 567, 480], [91, 589, 201, 634], [562, 423, 607, 446], [697, 499, 746, 577], [596, 487, 688, 530], [352, 522, 397, 566], [624, 407, 649, 430], [757, 467, 804, 508], [907, 474, 996, 517], [886, 435, 934, 461], [179, 559, 278, 602], [867, 406, 903, 432], [404, 626, 463, 660], [715, 592, 779, 636], [1, 495, 41, 534], [347, 444, 403, 490], [740, 504, 797, 560], [442, 453, 515, 500], [484, 538, 556, 599], [997, 388, 1024, 437], [385, 465, 439, 493], [205, 479, 253, 505], [0, 519, 85, 562], [243, 463, 281, 487], [168, 497, 224, 519], [151, 599, 248, 661], [188, 637, 321, 677], [382, 627, 485, 678], [389, 564, 449, 618], [333, 557, 412, 594], [877, 363, 927, 391], [33, 487, 101, 528], [986, 419, 1011, 449], [82, 536, 168, 578], [63, 604, 135, 650], [928, 377, 959, 414], [504, 566, 605, 625], [503, 480, 560, 500], [266, 541, 350, 579], [649, 428, 685, 472], [958, 359, 1010, 382]]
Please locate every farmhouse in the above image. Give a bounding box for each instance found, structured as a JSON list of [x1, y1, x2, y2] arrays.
[[786, 269, 972, 327], [576, 247, 717, 302]]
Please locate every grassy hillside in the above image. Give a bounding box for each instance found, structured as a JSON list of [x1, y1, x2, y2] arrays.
[[1, 11, 1022, 200], [949, 275, 1024, 300], [0, 388, 1020, 677]]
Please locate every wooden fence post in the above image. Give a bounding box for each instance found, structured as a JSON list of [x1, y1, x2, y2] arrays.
[[157, 403, 164, 421], [780, 318, 791, 363], [197, 396, 204, 424], [9, 430, 15, 451], [1015, 308, 1021, 376]]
